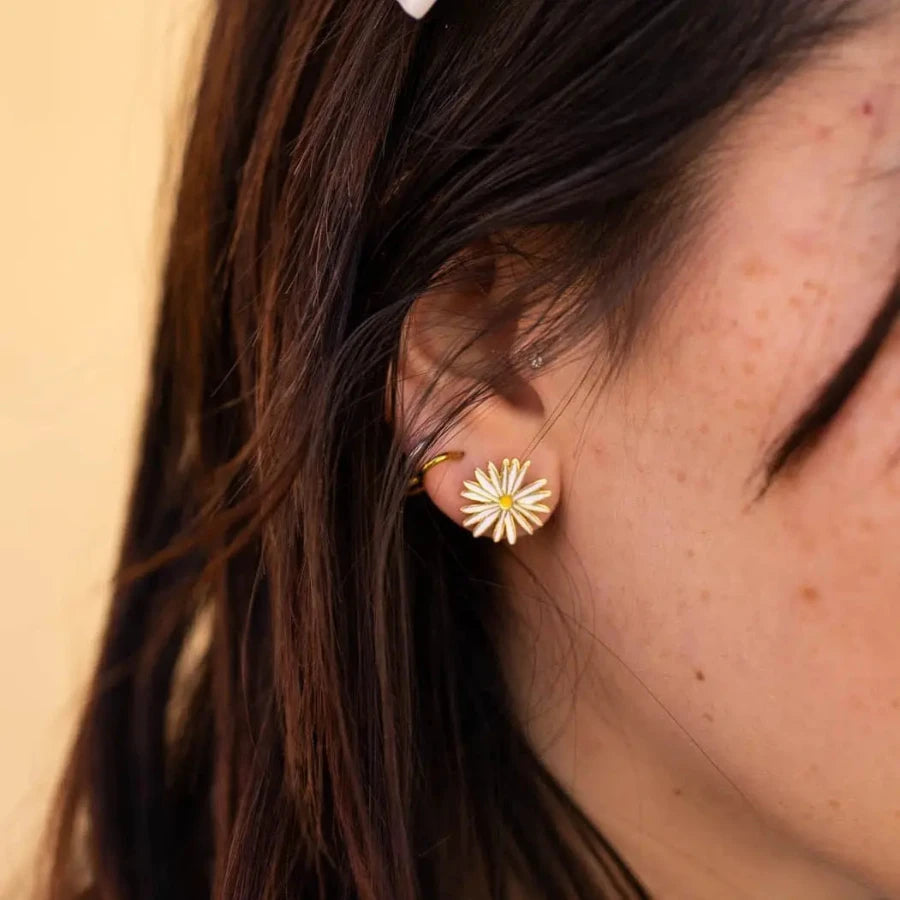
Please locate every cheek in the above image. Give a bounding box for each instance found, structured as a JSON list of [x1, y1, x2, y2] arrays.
[[607, 243, 900, 718], [562, 250, 900, 863], [558, 187, 900, 818], [757, 317, 900, 666], [552, 38, 900, 875]]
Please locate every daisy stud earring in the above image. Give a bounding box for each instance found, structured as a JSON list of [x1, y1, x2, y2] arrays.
[[460, 457, 552, 545]]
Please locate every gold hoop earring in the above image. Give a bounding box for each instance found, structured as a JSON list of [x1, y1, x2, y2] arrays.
[[407, 449, 465, 495], [460, 457, 552, 545]]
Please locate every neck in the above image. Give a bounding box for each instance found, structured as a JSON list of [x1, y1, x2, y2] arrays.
[[497, 551, 881, 900]]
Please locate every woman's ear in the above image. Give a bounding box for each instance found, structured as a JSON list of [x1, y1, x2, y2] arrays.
[[392, 244, 562, 541]]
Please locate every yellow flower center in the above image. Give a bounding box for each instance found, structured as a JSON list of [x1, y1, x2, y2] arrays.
[[498, 494, 513, 510]]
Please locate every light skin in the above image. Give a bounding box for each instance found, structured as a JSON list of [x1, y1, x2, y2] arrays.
[[398, 11, 900, 899]]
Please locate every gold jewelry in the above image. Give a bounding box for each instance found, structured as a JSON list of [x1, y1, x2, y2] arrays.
[[407, 449, 465, 495], [460, 457, 552, 545]]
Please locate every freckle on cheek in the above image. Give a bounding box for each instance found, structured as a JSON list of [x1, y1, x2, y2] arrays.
[[862, 99, 874, 116], [741, 255, 774, 280], [802, 279, 827, 298], [695, 669, 705, 681]]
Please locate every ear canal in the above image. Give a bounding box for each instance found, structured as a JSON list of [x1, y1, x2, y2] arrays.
[[459, 457, 553, 545]]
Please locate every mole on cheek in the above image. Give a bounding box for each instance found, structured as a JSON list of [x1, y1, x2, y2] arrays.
[[799, 584, 821, 605], [695, 668, 706, 681], [862, 99, 874, 116]]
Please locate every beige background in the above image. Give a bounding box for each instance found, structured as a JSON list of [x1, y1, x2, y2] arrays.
[[0, 1, 206, 887]]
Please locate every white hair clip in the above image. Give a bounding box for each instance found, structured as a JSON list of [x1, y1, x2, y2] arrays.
[[395, 0, 438, 19]]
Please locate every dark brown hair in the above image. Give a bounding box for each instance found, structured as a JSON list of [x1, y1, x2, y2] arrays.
[[42, 1, 867, 898]]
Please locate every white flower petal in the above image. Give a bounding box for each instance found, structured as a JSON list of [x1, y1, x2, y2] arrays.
[[509, 458, 530, 494], [464, 506, 500, 528], [461, 483, 495, 503], [506, 458, 519, 494], [472, 508, 500, 537], [461, 502, 496, 515], [475, 468, 496, 497], [519, 502, 550, 515], [487, 461, 503, 494], [513, 477, 548, 500], [499, 458, 511, 494], [509, 507, 534, 535], [504, 512, 517, 544], [515, 489, 551, 505], [492, 510, 507, 542], [518, 506, 544, 527]]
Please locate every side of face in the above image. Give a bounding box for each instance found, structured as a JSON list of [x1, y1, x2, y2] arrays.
[[506, 13, 900, 894]]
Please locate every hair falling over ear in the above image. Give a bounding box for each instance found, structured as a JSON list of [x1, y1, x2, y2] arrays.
[[40, 1, 865, 898]]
